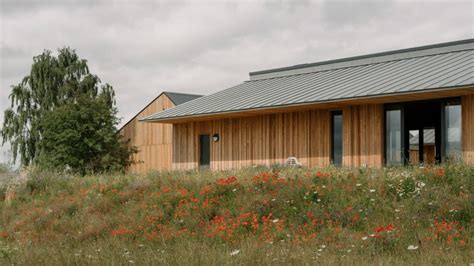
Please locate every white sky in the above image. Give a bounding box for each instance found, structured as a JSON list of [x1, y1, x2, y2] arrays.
[[0, 0, 473, 164]]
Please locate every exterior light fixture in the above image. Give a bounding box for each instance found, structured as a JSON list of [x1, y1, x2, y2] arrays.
[[212, 133, 220, 142]]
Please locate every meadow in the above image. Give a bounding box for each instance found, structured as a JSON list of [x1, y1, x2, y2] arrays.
[[0, 164, 472, 265]]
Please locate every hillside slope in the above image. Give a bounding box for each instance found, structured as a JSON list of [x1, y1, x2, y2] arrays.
[[1, 165, 472, 265]]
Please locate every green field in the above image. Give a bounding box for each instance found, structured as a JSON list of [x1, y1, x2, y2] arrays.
[[0, 164, 472, 265]]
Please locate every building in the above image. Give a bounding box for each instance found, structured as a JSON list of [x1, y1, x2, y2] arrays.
[[141, 39, 474, 171], [119, 91, 202, 173]]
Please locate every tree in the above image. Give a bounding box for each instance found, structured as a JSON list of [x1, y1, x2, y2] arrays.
[[38, 95, 135, 174], [1, 47, 135, 172]]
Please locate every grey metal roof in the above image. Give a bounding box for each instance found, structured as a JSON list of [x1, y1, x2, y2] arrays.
[[142, 39, 474, 122], [164, 91, 202, 105]]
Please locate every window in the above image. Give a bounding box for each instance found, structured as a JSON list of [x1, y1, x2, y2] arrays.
[[444, 100, 462, 160], [199, 134, 210, 168], [385, 108, 403, 166], [331, 111, 343, 166]]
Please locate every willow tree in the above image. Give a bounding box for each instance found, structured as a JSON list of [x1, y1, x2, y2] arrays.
[[1, 47, 133, 172]]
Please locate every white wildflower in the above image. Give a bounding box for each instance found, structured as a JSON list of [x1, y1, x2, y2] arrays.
[[362, 236, 368, 240], [321, 245, 326, 249], [356, 183, 362, 187], [369, 189, 376, 193], [232, 188, 237, 192], [407, 245, 418, 250], [272, 219, 279, 223], [230, 249, 240, 256]]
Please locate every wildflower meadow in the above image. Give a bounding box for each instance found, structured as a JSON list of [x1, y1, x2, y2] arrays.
[[0, 164, 472, 265]]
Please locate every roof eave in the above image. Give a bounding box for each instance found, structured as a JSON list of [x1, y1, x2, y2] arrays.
[[142, 85, 474, 124]]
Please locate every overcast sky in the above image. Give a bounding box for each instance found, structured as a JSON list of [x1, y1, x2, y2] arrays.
[[0, 0, 473, 164]]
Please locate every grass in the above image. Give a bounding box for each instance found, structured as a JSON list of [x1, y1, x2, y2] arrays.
[[0, 164, 472, 265]]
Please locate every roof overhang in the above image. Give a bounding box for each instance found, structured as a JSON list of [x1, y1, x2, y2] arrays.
[[143, 85, 474, 124]]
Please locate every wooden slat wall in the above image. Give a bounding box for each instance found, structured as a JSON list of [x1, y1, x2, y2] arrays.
[[462, 95, 474, 164], [120, 94, 175, 173], [172, 105, 384, 171], [342, 104, 384, 167]]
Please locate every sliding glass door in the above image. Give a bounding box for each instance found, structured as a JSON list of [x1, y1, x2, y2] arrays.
[[385, 106, 403, 166], [443, 99, 462, 161], [385, 98, 462, 166]]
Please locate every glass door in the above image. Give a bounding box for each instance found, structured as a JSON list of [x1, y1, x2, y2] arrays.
[[385, 105, 404, 166]]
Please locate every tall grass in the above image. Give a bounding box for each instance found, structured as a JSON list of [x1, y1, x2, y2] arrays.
[[0, 164, 472, 265]]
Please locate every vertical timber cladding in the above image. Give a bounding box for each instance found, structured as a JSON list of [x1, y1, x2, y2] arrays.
[[462, 94, 474, 164], [342, 104, 384, 167], [172, 104, 384, 171], [120, 95, 175, 173]]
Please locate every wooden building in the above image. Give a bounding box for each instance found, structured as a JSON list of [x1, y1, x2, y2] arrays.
[[141, 39, 474, 171], [119, 92, 201, 173]]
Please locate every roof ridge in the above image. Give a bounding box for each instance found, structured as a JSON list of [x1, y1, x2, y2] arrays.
[[163, 91, 203, 96], [249, 39, 474, 80], [246, 48, 474, 82]]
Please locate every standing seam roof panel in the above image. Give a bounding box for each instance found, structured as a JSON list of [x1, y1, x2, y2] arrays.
[[142, 43, 474, 122]]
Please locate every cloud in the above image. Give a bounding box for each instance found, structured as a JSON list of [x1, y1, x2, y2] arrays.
[[0, 0, 472, 163]]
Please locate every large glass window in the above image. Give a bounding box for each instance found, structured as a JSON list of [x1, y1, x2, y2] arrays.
[[386, 108, 403, 166], [445, 101, 462, 160], [331, 111, 343, 166]]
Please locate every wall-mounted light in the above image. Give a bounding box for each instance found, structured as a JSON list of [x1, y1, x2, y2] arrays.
[[212, 133, 220, 142]]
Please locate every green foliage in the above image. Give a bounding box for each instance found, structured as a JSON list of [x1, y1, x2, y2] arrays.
[[38, 96, 135, 174], [0, 163, 10, 174], [1, 47, 135, 172]]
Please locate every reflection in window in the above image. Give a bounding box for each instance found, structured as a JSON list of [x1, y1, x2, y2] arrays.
[[386, 109, 402, 166], [445, 103, 461, 160], [331, 111, 343, 166], [423, 128, 436, 164], [409, 130, 419, 164]]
